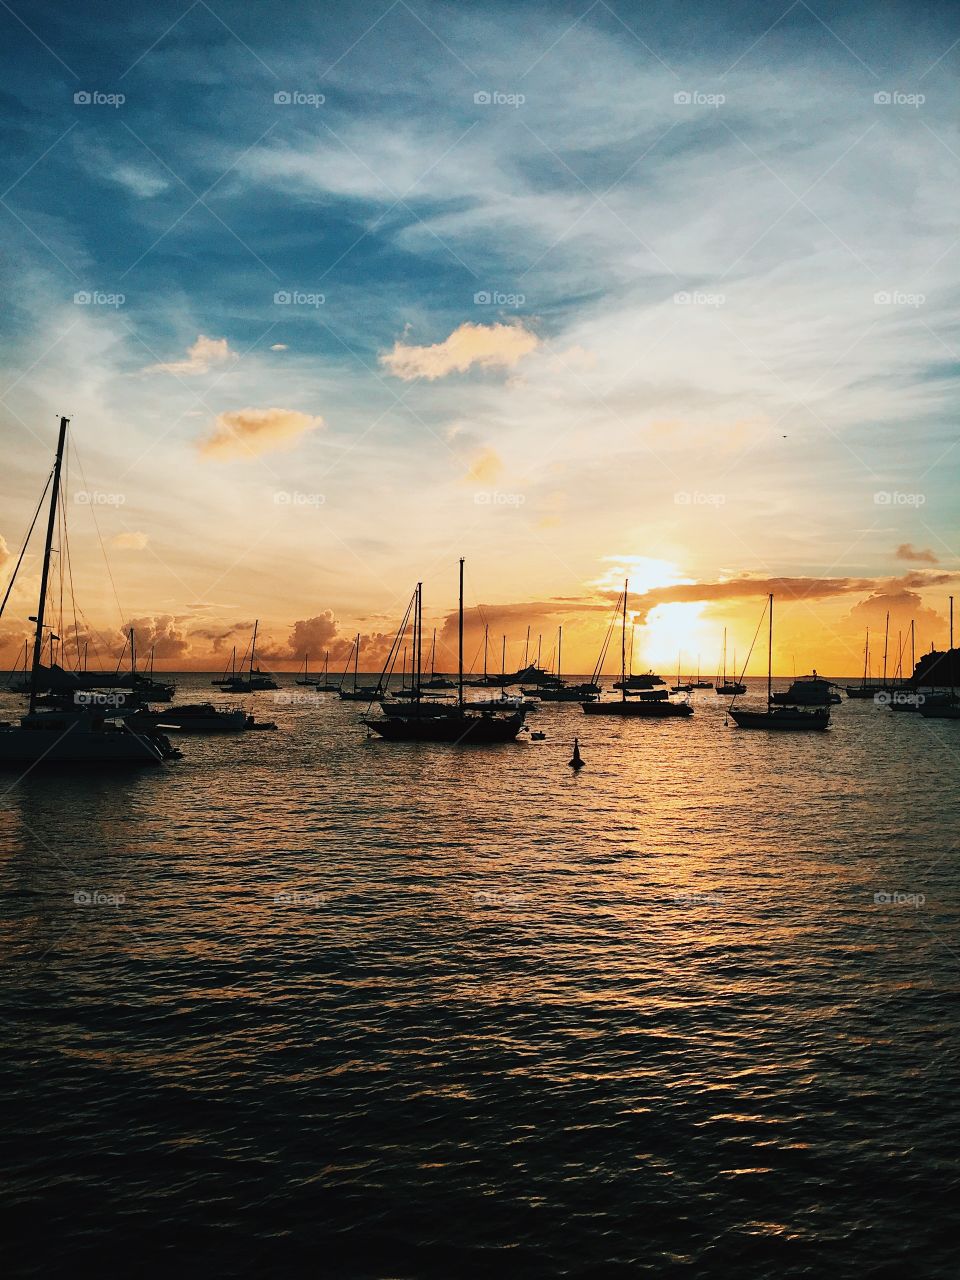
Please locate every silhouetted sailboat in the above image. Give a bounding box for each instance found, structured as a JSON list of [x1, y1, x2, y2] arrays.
[[846, 628, 875, 698], [338, 634, 383, 701], [216, 622, 279, 692], [0, 416, 176, 766], [920, 596, 960, 719], [714, 629, 745, 696], [364, 561, 525, 742], [582, 581, 692, 718], [729, 596, 829, 730]]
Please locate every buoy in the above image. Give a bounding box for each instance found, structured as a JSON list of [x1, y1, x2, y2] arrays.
[[568, 737, 584, 769]]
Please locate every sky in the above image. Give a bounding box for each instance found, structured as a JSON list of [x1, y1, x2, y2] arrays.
[[0, 0, 957, 676]]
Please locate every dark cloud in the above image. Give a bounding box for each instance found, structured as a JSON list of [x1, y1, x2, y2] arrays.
[[895, 543, 939, 565]]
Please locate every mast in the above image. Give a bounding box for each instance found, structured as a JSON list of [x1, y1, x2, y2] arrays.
[[250, 620, 258, 676], [620, 579, 627, 702], [882, 611, 889, 687], [415, 583, 422, 703], [353, 632, 359, 692], [29, 415, 69, 713], [862, 628, 869, 689], [523, 625, 530, 671], [536, 633, 541, 669], [951, 596, 955, 696], [458, 557, 465, 707], [483, 624, 488, 681], [501, 634, 506, 683], [558, 625, 562, 683], [129, 628, 136, 682], [767, 594, 773, 708], [910, 619, 915, 685], [430, 627, 436, 681], [722, 627, 727, 684]]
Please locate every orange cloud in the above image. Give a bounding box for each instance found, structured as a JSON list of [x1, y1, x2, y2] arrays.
[[466, 447, 503, 484], [111, 531, 149, 550], [198, 407, 323, 460], [380, 321, 539, 381], [0, 534, 10, 568], [895, 543, 938, 565], [145, 334, 236, 376]]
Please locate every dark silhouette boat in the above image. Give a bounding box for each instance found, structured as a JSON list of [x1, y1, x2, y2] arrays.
[[364, 561, 525, 743], [0, 416, 178, 766], [582, 580, 693, 718], [215, 622, 279, 691], [729, 596, 830, 730]]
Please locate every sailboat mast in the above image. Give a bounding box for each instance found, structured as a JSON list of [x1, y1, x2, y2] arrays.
[[415, 583, 422, 702], [863, 628, 869, 688], [951, 596, 955, 696], [767, 594, 773, 707], [483, 624, 488, 681], [911, 619, 915, 683], [354, 633, 359, 692], [501, 634, 506, 681], [621, 580, 627, 702], [558, 625, 562, 682], [29, 415, 69, 713], [458, 557, 465, 707], [130, 628, 136, 680], [523, 625, 530, 671], [250, 620, 258, 676], [430, 627, 436, 681], [882, 611, 889, 686]]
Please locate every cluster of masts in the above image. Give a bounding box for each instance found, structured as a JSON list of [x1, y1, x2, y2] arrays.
[[2, 418, 959, 766]]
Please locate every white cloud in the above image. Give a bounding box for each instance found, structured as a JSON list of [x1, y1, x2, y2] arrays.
[[144, 335, 236, 376]]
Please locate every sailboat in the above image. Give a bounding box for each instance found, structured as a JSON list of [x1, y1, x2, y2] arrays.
[[728, 596, 829, 730], [337, 634, 383, 701], [714, 629, 746, 696], [364, 561, 526, 742], [0, 416, 178, 766], [215, 622, 279, 691], [845, 629, 876, 698], [421, 629, 455, 689], [919, 596, 960, 719], [582, 582, 693, 717], [692, 656, 712, 689], [671, 652, 693, 694], [295, 654, 320, 686], [888, 621, 923, 711], [536, 626, 599, 701], [313, 651, 339, 692]]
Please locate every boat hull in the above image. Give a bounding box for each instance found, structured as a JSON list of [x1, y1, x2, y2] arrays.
[[581, 700, 693, 717], [730, 708, 830, 730], [0, 718, 167, 765], [364, 712, 525, 742]]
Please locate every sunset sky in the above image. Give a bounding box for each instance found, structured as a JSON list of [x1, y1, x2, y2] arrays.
[[1, 0, 957, 676]]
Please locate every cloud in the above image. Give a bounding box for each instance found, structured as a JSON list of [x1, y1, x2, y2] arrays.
[[270, 343, 288, 351], [144, 335, 236, 376], [0, 534, 10, 568], [124, 615, 190, 658], [380, 322, 539, 381], [466, 447, 503, 485], [198, 407, 323, 460], [895, 543, 938, 565], [111, 531, 149, 550]]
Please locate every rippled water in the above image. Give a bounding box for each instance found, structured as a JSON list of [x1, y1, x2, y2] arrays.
[[2, 676, 958, 1277]]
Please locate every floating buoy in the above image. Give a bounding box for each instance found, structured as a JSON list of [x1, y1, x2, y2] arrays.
[[568, 737, 584, 769]]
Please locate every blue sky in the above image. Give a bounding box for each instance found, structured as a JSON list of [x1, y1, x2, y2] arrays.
[[0, 0, 957, 670]]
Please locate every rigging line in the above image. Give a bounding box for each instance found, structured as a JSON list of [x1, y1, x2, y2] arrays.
[[729, 601, 767, 708], [70, 440, 126, 631], [590, 590, 622, 686], [0, 472, 52, 622]]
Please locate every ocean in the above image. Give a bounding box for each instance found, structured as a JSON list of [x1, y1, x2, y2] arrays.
[[1, 675, 958, 1277]]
